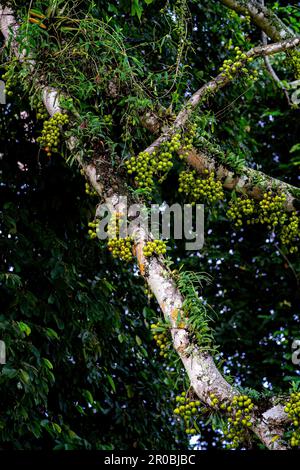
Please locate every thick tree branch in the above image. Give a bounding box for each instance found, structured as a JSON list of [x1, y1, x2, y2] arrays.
[[141, 38, 300, 210], [137, 112, 299, 211], [174, 38, 300, 128], [139, 106, 300, 209], [144, 37, 300, 156], [0, 5, 290, 450], [219, 0, 295, 41], [185, 147, 299, 211]]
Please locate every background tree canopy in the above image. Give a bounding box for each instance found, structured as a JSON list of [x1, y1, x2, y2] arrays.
[[0, 0, 300, 451]]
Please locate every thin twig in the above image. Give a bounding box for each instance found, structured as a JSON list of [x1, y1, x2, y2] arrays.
[[260, 0, 291, 105]]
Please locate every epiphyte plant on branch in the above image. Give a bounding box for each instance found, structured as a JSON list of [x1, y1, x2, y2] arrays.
[[0, 0, 300, 451]]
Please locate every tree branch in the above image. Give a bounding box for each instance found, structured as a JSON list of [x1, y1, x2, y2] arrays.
[[0, 4, 291, 450], [185, 147, 299, 211], [144, 37, 300, 157], [137, 112, 300, 212], [219, 0, 295, 41], [259, 0, 291, 105], [175, 38, 300, 128], [140, 38, 300, 210]]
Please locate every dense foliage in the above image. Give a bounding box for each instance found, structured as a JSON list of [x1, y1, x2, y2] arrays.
[[1, 0, 300, 450]]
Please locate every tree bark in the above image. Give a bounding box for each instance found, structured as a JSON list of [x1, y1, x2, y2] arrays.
[[0, 4, 291, 450], [219, 0, 295, 41]]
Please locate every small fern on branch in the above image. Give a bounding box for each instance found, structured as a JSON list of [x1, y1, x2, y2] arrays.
[[175, 269, 218, 353]]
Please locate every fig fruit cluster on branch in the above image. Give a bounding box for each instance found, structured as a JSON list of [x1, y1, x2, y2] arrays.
[[0, 3, 297, 450]]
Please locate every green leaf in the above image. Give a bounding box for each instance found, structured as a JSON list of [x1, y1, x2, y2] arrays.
[[83, 389, 94, 404], [290, 143, 300, 153], [131, 0, 143, 19], [47, 294, 56, 305], [44, 328, 59, 340], [118, 333, 124, 343], [135, 335, 142, 346], [107, 374, 116, 393], [0, 273, 22, 288], [52, 423, 62, 434], [140, 346, 148, 357], [108, 4, 118, 14], [1, 366, 18, 379], [17, 321, 31, 336], [42, 358, 53, 370], [125, 384, 134, 398], [283, 376, 300, 382], [19, 369, 30, 384]]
